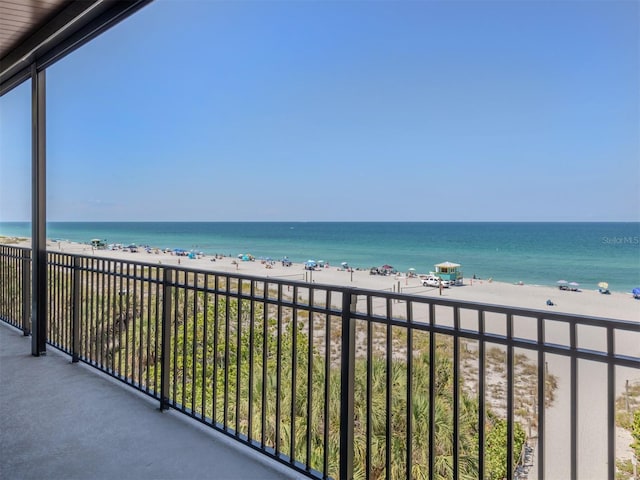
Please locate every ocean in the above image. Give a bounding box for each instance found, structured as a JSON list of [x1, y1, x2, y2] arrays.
[[1, 222, 639, 293]]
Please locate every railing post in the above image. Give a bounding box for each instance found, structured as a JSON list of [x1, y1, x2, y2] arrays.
[[340, 290, 357, 480], [31, 63, 47, 357], [21, 248, 31, 336], [160, 268, 173, 411], [71, 256, 81, 362]]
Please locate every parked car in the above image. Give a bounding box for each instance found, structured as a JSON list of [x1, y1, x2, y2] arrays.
[[421, 275, 450, 288]]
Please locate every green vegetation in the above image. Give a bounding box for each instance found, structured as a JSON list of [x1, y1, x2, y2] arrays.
[[0, 256, 26, 327], [2, 259, 533, 480], [144, 291, 526, 479], [615, 381, 640, 479]]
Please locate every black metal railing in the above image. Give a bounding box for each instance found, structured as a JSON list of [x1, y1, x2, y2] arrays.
[[1, 246, 639, 480]]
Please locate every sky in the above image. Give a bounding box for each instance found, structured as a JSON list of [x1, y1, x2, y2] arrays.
[[0, 0, 638, 222]]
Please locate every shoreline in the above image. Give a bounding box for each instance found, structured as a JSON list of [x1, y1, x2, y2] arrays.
[[1, 222, 638, 293], [3, 237, 639, 322]]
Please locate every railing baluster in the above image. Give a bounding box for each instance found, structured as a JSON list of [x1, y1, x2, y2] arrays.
[[132, 264, 138, 386], [117, 262, 124, 377], [507, 313, 514, 479], [247, 278, 254, 440], [71, 256, 80, 363], [478, 310, 486, 479], [223, 277, 230, 429], [537, 316, 545, 480], [91, 258, 96, 365], [160, 267, 173, 411], [213, 274, 220, 424], [322, 286, 332, 474], [153, 266, 160, 395], [260, 286, 267, 447], [385, 297, 392, 479], [606, 326, 615, 480], [125, 263, 131, 381], [236, 279, 243, 435], [366, 295, 373, 480], [323, 291, 331, 477], [429, 303, 436, 480], [193, 272, 199, 416], [182, 270, 188, 410], [172, 269, 179, 406], [570, 321, 577, 480], [22, 248, 31, 335], [305, 284, 313, 470], [453, 306, 460, 480], [290, 286, 298, 465], [339, 291, 356, 480], [275, 283, 283, 454], [406, 299, 414, 480], [202, 273, 209, 419]]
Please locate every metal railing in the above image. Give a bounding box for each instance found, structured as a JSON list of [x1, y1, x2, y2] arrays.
[[1, 246, 639, 480]]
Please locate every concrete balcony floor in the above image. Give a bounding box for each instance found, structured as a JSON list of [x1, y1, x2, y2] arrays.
[[0, 322, 299, 480]]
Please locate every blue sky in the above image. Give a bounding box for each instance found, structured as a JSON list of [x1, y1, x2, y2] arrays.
[[1, 0, 638, 222]]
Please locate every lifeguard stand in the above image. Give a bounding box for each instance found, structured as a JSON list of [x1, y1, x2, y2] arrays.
[[434, 261, 463, 285]]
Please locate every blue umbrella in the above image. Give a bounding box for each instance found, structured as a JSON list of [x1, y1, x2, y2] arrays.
[[632, 287, 640, 298]]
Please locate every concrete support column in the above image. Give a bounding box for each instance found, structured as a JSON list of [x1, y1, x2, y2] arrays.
[[31, 64, 46, 356]]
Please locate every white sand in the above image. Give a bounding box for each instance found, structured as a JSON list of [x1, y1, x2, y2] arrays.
[[27, 238, 639, 322]]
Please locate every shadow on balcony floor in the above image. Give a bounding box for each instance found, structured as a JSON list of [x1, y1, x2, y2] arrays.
[[0, 321, 299, 480]]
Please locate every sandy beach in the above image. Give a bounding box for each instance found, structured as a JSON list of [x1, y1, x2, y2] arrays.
[[4, 237, 640, 479], [14, 237, 637, 323]]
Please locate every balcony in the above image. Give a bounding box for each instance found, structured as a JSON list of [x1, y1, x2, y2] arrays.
[[1, 244, 639, 480], [0, 321, 296, 480]]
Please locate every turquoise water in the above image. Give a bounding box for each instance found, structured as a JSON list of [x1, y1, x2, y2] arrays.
[[1, 222, 638, 293]]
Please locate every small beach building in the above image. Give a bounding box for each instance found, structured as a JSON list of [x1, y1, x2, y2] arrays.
[[90, 239, 106, 249], [434, 261, 463, 285]]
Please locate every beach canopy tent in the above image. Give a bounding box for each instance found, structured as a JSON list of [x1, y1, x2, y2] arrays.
[[0, 0, 154, 356], [598, 282, 610, 294]]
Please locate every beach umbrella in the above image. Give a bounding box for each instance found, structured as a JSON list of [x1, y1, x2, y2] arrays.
[[408, 268, 416, 272], [557, 280, 568, 285], [598, 282, 609, 289], [632, 287, 640, 296], [341, 262, 348, 266], [569, 282, 580, 287]]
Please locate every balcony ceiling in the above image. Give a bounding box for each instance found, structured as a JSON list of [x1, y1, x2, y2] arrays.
[[0, 0, 151, 95]]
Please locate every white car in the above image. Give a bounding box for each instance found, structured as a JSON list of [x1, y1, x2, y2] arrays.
[[421, 276, 449, 287]]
